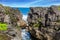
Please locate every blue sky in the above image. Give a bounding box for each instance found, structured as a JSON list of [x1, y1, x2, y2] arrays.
[[0, 0, 60, 21], [0, 0, 60, 7]]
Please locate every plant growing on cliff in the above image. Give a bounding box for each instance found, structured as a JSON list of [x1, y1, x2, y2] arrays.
[[58, 6, 60, 10], [33, 18, 42, 27], [0, 4, 3, 6], [37, 18, 42, 22], [33, 23, 39, 27], [56, 20, 60, 23], [0, 23, 7, 30]]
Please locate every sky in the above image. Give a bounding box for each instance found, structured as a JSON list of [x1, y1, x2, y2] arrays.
[[0, 0, 60, 21], [0, 0, 60, 7]]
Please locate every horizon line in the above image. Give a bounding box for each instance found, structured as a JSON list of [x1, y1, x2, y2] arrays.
[[0, 3, 60, 8]]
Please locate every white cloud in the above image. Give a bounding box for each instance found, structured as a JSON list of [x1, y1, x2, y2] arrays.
[[22, 15, 27, 21], [52, 3, 60, 5], [24, 0, 60, 7], [24, 0, 42, 7], [0, 0, 43, 7], [1, 0, 60, 7]]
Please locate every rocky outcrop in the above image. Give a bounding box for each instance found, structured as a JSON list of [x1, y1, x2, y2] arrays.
[[0, 4, 23, 40], [27, 6, 60, 26], [27, 6, 60, 40], [0, 33, 11, 40]]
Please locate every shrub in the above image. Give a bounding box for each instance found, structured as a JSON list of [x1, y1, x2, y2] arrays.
[[0, 23, 7, 30], [58, 6, 60, 10], [33, 23, 39, 27]]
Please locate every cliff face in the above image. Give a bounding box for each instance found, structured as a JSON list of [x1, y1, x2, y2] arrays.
[[27, 7, 48, 26], [27, 6, 60, 40], [0, 4, 23, 40], [0, 4, 22, 26], [27, 6, 60, 26]]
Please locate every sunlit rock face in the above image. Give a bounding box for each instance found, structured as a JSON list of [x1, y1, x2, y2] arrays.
[[27, 6, 60, 40], [0, 4, 23, 40], [27, 6, 60, 26], [27, 7, 48, 26]]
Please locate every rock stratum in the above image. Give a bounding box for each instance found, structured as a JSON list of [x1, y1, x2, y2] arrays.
[[0, 4, 25, 40], [0, 4, 60, 40], [27, 6, 60, 40]]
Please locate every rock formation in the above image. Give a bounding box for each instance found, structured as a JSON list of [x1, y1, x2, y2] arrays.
[[27, 6, 60, 40], [0, 4, 23, 40]]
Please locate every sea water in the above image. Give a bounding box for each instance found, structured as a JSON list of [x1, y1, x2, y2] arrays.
[[21, 29, 31, 40]]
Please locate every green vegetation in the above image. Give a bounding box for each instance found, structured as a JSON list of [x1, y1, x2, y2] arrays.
[[0, 4, 3, 6], [58, 6, 60, 10], [33, 23, 39, 27], [33, 18, 42, 27], [0, 23, 7, 30], [0, 4, 20, 28]]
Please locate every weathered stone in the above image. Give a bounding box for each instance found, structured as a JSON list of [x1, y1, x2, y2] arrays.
[[27, 6, 60, 40]]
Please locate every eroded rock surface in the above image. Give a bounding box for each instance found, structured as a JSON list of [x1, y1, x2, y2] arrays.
[[0, 4, 23, 40], [27, 6, 60, 40]]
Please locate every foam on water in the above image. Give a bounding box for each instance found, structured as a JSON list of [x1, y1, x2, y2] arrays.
[[21, 29, 31, 40]]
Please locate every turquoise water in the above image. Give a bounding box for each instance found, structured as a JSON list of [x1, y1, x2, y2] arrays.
[[13, 7, 30, 15], [18, 8, 30, 15]]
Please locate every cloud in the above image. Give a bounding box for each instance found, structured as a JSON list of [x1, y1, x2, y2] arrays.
[[0, 2, 27, 7], [0, 0, 60, 7], [24, 0, 42, 6], [52, 3, 60, 5], [0, 0, 44, 7], [22, 15, 27, 21], [24, 0, 60, 7]]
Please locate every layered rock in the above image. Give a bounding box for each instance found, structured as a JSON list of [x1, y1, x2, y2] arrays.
[[28, 6, 60, 26], [0, 4, 23, 40], [27, 6, 60, 40]]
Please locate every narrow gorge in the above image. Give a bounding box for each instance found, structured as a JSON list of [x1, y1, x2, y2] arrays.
[[0, 4, 60, 40]]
